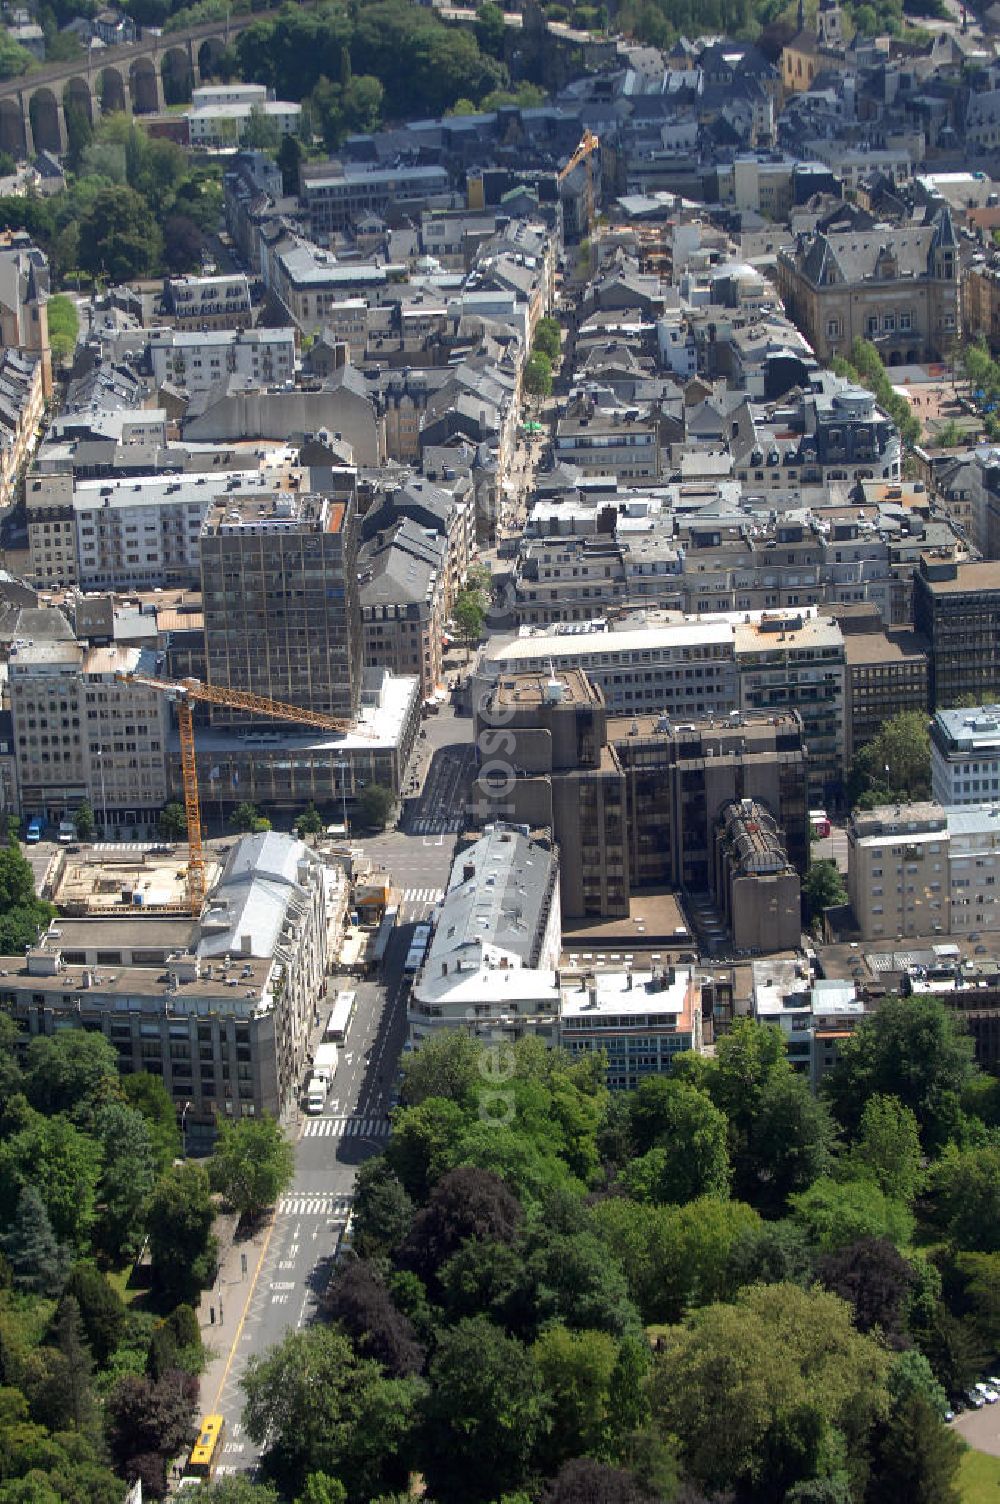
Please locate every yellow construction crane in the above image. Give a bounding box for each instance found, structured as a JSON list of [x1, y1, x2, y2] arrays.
[[557, 129, 600, 235], [121, 673, 361, 912]]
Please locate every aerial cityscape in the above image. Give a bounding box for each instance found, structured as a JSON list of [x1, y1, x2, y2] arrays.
[[3, 0, 1000, 1498]]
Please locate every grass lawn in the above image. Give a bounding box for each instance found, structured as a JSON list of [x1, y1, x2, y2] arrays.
[[960, 1448, 1000, 1503]]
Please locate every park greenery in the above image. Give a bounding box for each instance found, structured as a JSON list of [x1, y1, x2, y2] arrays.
[[199, 1005, 995, 1504], [0, 1016, 297, 1500], [847, 710, 932, 809]]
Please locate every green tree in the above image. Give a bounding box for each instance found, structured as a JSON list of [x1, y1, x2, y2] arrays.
[[749, 1070, 836, 1211], [40, 1294, 96, 1435], [72, 802, 95, 841], [229, 801, 269, 833], [823, 994, 976, 1151], [352, 1159, 415, 1258], [533, 316, 561, 363], [0, 843, 56, 952], [0, 1184, 69, 1295], [78, 185, 163, 283], [294, 804, 324, 838], [620, 1080, 730, 1205], [24, 1030, 118, 1124], [242, 105, 280, 149], [358, 784, 393, 831], [421, 1316, 551, 1503], [121, 1072, 182, 1174], [475, 1, 507, 56], [848, 711, 931, 807], [648, 1283, 891, 1499], [93, 1101, 156, 1262], [400, 1030, 481, 1107], [453, 587, 487, 655], [158, 801, 187, 841], [789, 1176, 913, 1254], [867, 1392, 962, 1504], [847, 1094, 924, 1203], [147, 1162, 218, 1306], [241, 1325, 422, 1500], [803, 859, 848, 923], [926, 1142, 1000, 1252], [524, 350, 553, 397], [0, 1112, 102, 1249], [592, 1195, 761, 1325], [210, 1114, 294, 1220], [65, 1263, 126, 1367], [46, 294, 79, 362], [531, 1323, 618, 1473]]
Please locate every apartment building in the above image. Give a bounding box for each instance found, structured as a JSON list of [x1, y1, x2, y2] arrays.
[[0, 348, 46, 509], [776, 208, 960, 364], [301, 159, 451, 238], [8, 640, 168, 833], [200, 486, 363, 724], [0, 833, 328, 1151], [359, 519, 446, 701], [267, 238, 395, 335], [554, 407, 661, 481], [149, 327, 296, 395], [913, 553, 1000, 708], [408, 825, 562, 1050], [188, 99, 301, 149], [72, 468, 286, 591], [848, 800, 1000, 940], [963, 259, 1000, 351], [848, 802, 950, 940], [164, 274, 253, 332], [735, 611, 845, 804], [25, 469, 76, 586], [931, 705, 1000, 805]]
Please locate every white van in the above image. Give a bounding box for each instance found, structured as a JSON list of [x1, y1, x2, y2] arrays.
[[305, 1074, 328, 1114]]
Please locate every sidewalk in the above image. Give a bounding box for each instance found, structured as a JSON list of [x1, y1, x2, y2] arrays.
[[196, 1206, 275, 1414]]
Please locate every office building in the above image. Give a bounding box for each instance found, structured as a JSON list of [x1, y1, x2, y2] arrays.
[[0, 833, 328, 1152], [200, 486, 363, 724], [408, 825, 562, 1049], [301, 159, 451, 238], [932, 705, 1000, 805], [473, 668, 808, 920], [776, 207, 960, 365], [734, 611, 845, 804], [558, 965, 702, 1090], [826, 604, 929, 762], [359, 519, 447, 702], [913, 553, 1000, 708]]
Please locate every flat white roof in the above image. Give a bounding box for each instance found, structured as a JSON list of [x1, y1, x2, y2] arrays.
[[486, 619, 735, 664], [559, 967, 692, 1020]]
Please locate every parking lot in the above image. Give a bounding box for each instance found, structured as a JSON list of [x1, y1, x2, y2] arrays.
[[955, 1397, 1000, 1457]]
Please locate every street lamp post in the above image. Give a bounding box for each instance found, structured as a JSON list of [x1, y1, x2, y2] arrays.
[[180, 1100, 192, 1158], [95, 745, 108, 839]]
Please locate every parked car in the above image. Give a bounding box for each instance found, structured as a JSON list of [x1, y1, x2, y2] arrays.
[[976, 1382, 999, 1404], [966, 1389, 986, 1409]]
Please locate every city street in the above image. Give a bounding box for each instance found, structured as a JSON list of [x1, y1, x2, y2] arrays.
[[204, 703, 476, 1477], [206, 939, 410, 1478]]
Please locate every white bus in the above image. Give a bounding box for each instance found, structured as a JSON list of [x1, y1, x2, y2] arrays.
[[404, 922, 432, 975], [325, 989, 357, 1044]]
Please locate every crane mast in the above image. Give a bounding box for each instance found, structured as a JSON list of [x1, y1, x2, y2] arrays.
[[121, 673, 362, 912]]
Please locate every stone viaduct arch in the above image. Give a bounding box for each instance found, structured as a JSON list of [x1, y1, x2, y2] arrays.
[[0, 11, 263, 158]]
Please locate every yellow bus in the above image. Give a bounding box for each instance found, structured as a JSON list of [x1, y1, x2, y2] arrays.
[[186, 1414, 226, 1479]]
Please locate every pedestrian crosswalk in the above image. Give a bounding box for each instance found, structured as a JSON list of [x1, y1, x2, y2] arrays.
[[277, 1192, 353, 1218], [411, 815, 463, 835], [399, 887, 444, 907], [302, 1114, 392, 1139]]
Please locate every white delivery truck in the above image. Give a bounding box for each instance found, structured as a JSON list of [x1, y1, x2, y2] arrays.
[[305, 1042, 339, 1114]]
